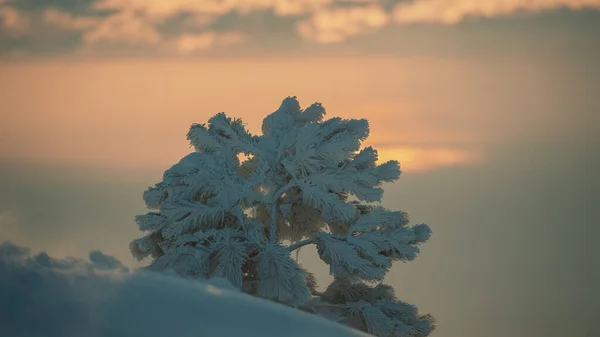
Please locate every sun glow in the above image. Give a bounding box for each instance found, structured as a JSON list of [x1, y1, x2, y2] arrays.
[[376, 146, 476, 172]]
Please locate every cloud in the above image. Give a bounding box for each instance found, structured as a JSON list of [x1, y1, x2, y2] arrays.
[[82, 10, 162, 45], [176, 33, 214, 53], [0, 241, 367, 337], [89, 0, 387, 46], [42, 8, 100, 30], [176, 31, 244, 55], [92, 0, 334, 20], [297, 5, 389, 43], [3, 0, 600, 55], [0, 5, 29, 36], [393, 0, 600, 24], [38, 4, 244, 52]]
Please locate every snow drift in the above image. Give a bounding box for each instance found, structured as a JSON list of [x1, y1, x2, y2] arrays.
[[0, 241, 368, 337]]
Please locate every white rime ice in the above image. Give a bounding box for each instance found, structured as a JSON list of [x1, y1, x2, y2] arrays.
[[131, 97, 435, 337]]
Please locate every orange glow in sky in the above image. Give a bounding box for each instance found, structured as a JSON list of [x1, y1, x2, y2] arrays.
[[0, 57, 496, 174]]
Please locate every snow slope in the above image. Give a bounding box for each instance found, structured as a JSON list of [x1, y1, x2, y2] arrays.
[[0, 241, 369, 337]]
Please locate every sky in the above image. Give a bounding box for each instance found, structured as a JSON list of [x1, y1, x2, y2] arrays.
[[0, 0, 598, 336]]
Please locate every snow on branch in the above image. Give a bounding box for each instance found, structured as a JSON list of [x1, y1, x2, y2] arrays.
[[346, 301, 396, 336], [150, 244, 212, 279], [187, 123, 221, 153], [130, 232, 163, 260], [299, 181, 358, 223], [159, 200, 226, 239], [131, 96, 434, 337], [314, 232, 388, 282], [142, 184, 167, 210], [296, 102, 326, 124], [208, 113, 259, 155], [314, 220, 431, 282], [376, 160, 402, 182], [210, 229, 248, 289], [318, 279, 435, 337], [321, 278, 396, 304], [261, 96, 302, 138], [135, 212, 167, 232], [348, 207, 408, 235], [255, 243, 311, 305]]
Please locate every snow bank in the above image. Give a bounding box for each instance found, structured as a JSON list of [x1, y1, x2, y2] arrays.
[[0, 241, 368, 337]]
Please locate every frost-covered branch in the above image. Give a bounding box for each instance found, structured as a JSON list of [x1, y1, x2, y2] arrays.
[[269, 181, 298, 242], [288, 237, 316, 252], [132, 96, 434, 337], [269, 202, 278, 242]]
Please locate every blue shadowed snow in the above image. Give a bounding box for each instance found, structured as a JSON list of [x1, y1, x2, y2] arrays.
[[0, 241, 368, 337]]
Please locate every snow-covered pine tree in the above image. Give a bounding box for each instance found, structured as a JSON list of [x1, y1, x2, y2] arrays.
[[131, 97, 435, 337]]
